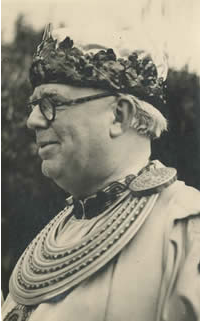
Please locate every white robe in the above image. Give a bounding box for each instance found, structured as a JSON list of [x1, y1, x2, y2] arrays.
[[2, 180, 200, 321]]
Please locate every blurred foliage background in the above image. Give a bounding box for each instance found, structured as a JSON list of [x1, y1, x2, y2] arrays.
[[1, 15, 200, 297]]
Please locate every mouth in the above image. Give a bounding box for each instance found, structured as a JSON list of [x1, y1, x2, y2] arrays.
[[37, 141, 58, 149], [37, 141, 59, 159]]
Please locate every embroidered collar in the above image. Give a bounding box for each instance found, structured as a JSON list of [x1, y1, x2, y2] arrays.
[[9, 162, 177, 306]]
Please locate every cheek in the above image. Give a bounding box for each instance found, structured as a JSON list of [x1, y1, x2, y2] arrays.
[[57, 120, 90, 165], [87, 121, 110, 161], [90, 113, 110, 142]]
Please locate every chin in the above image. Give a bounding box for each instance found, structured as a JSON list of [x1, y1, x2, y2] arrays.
[[41, 160, 70, 191], [41, 160, 60, 180]]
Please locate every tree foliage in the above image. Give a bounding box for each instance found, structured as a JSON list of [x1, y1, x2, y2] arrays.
[[2, 15, 200, 296]]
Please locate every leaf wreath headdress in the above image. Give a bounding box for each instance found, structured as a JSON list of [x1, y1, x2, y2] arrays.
[[30, 24, 168, 109]]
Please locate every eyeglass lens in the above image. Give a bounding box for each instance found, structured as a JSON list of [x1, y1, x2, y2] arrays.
[[28, 97, 54, 121], [40, 97, 55, 121]]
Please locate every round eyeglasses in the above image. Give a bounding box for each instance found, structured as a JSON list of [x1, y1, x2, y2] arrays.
[[27, 92, 117, 122]]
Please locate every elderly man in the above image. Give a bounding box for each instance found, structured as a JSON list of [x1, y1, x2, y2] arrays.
[[2, 24, 200, 321]]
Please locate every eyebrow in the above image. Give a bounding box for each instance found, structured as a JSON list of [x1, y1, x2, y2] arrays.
[[28, 91, 118, 106], [28, 92, 64, 104]]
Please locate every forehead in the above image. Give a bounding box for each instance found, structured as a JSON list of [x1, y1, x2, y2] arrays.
[[30, 83, 105, 100]]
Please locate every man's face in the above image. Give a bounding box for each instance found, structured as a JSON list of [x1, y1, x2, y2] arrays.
[[27, 84, 114, 195]]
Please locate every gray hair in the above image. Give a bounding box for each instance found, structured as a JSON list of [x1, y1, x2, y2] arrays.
[[117, 94, 168, 139]]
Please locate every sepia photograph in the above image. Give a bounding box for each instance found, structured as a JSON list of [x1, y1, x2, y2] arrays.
[[1, 0, 200, 320]]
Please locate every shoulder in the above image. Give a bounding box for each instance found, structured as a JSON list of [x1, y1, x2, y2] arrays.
[[158, 180, 200, 221], [158, 179, 200, 256], [156, 179, 200, 282], [157, 181, 200, 320]]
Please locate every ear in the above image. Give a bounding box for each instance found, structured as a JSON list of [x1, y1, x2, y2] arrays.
[[110, 97, 135, 138]]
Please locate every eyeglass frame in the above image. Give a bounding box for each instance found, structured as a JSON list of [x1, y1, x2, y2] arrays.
[[27, 92, 118, 122]]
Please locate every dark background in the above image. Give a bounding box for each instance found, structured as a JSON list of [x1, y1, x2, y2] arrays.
[[2, 16, 200, 297]]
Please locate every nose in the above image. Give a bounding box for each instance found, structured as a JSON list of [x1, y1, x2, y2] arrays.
[[27, 105, 49, 130]]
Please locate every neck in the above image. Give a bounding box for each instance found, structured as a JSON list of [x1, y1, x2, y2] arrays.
[[62, 135, 151, 199], [72, 152, 150, 199]]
